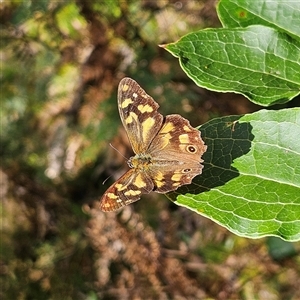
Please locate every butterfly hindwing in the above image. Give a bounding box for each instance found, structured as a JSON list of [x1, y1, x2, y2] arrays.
[[149, 114, 206, 163], [141, 114, 206, 193]]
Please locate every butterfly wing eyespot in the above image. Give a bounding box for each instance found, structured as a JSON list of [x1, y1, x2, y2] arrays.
[[186, 145, 197, 153]]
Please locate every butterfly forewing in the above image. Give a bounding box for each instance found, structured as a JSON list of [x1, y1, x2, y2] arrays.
[[118, 78, 164, 154], [100, 169, 154, 211]]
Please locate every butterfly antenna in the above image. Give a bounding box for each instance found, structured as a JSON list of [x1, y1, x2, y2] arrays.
[[109, 143, 128, 160], [102, 143, 128, 185], [102, 175, 112, 185]]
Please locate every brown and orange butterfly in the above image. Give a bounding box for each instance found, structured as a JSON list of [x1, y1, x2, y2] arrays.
[[100, 78, 207, 211]]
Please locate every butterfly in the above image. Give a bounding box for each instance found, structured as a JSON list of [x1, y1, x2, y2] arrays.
[[100, 77, 207, 211]]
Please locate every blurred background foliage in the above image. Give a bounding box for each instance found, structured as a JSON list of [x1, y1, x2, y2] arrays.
[[1, 1, 299, 299]]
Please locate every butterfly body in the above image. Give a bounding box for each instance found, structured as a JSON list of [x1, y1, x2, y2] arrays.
[[100, 78, 207, 211], [128, 153, 152, 170]]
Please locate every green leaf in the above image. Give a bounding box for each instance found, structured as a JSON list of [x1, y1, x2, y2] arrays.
[[168, 108, 300, 241], [217, 0, 300, 41], [164, 25, 300, 106]]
